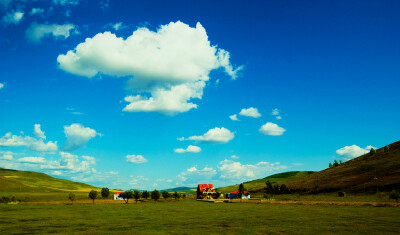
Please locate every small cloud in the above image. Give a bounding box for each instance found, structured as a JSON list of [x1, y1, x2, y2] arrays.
[[230, 155, 239, 159], [26, 22, 77, 43], [0, 151, 14, 160], [29, 8, 44, 16], [271, 108, 282, 120], [276, 116, 282, 120], [0, 83, 4, 90], [34, 124, 46, 139], [229, 114, 239, 121], [52, 171, 63, 175], [112, 22, 125, 31], [179, 127, 234, 144], [63, 123, 99, 151], [2, 11, 24, 25], [125, 155, 147, 164], [239, 107, 261, 118], [174, 145, 201, 154], [18, 157, 46, 164], [259, 122, 286, 136]]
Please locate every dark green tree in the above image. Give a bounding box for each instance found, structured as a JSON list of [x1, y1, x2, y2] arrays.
[[329, 163, 333, 168], [265, 181, 274, 195], [173, 191, 181, 201], [339, 160, 343, 164], [280, 184, 287, 194], [333, 160, 339, 167], [101, 188, 110, 198], [88, 190, 98, 204], [370, 148, 376, 156], [120, 191, 134, 204], [162, 191, 170, 200], [68, 193, 76, 204], [151, 190, 160, 202], [133, 190, 141, 203], [215, 192, 222, 199], [273, 184, 280, 195], [390, 190, 399, 204], [142, 190, 150, 200]]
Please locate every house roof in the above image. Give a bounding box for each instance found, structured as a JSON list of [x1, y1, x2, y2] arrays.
[[230, 190, 248, 194], [197, 184, 215, 192], [114, 192, 122, 195]]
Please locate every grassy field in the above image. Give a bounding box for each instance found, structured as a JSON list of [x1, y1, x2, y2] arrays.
[[0, 199, 399, 234]]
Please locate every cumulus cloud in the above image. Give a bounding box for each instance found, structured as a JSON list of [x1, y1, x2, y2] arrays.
[[0, 151, 14, 160], [29, 8, 44, 16], [34, 124, 46, 139], [336, 145, 375, 160], [239, 107, 261, 118], [174, 145, 201, 153], [57, 21, 242, 114], [229, 114, 239, 121], [63, 124, 99, 151], [18, 157, 46, 164], [0, 132, 58, 152], [259, 122, 286, 136], [26, 22, 77, 43], [41, 151, 96, 173], [179, 127, 234, 144], [176, 166, 217, 184], [2, 10, 23, 25], [125, 155, 147, 163], [230, 155, 239, 159], [217, 159, 286, 180]]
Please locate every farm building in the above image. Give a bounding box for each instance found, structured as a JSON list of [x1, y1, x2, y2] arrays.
[[227, 190, 250, 199], [113, 192, 124, 200], [197, 184, 216, 199]]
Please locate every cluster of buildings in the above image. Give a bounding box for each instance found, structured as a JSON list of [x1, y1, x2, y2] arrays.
[[197, 184, 250, 199]]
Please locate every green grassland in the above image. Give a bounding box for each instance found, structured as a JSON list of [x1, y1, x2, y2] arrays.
[[0, 200, 399, 234], [217, 171, 315, 194]]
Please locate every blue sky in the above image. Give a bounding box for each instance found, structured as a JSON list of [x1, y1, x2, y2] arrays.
[[0, 0, 399, 190]]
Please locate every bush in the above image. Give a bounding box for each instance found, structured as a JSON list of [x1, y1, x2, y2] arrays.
[[68, 193, 76, 204], [263, 193, 271, 199], [101, 188, 110, 198], [338, 191, 346, 197], [0, 196, 11, 204]]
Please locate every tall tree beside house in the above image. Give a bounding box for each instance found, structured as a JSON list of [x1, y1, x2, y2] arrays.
[[142, 190, 150, 200], [101, 188, 110, 198], [68, 193, 76, 204], [120, 191, 134, 204], [162, 191, 170, 200], [151, 190, 161, 202], [238, 183, 246, 199], [88, 190, 98, 205], [133, 190, 141, 203]]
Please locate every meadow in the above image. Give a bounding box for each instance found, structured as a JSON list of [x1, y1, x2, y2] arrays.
[[1, 199, 399, 234]]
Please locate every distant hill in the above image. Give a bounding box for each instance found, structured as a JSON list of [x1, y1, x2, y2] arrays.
[[217, 171, 315, 193], [0, 168, 99, 193], [283, 140, 400, 193], [160, 187, 196, 193]]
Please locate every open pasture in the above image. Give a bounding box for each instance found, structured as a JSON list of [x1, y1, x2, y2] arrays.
[[1, 199, 399, 234]]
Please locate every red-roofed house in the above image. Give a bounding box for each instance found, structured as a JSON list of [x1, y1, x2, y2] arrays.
[[197, 184, 216, 199], [228, 190, 250, 199], [113, 192, 123, 200]]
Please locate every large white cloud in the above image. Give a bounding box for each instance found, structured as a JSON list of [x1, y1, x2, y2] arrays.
[[34, 124, 46, 139], [174, 145, 201, 154], [259, 122, 286, 136], [26, 22, 77, 43], [239, 107, 261, 118], [63, 124, 99, 151], [125, 154, 147, 164], [217, 159, 286, 180], [2, 10, 23, 25], [0, 132, 58, 152], [57, 21, 243, 114], [41, 151, 96, 173], [336, 145, 375, 160], [179, 127, 234, 144]]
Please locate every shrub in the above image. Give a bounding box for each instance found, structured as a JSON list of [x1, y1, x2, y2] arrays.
[[101, 188, 110, 198], [68, 193, 76, 204], [0, 196, 11, 204], [263, 193, 271, 199], [88, 190, 98, 204], [338, 191, 346, 197]]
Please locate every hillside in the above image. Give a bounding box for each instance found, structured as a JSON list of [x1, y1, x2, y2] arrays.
[[161, 187, 197, 193], [283, 140, 400, 193], [217, 171, 315, 193], [0, 168, 98, 193]]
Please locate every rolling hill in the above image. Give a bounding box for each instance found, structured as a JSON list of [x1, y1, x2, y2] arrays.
[[217, 171, 315, 193], [160, 187, 197, 193], [0, 168, 99, 193], [283, 140, 400, 193]]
